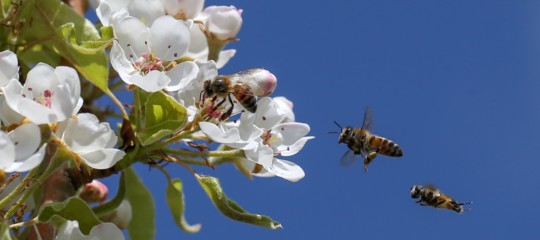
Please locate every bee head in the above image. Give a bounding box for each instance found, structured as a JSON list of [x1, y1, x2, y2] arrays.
[[410, 185, 422, 199], [203, 80, 213, 96], [212, 77, 228, 94]]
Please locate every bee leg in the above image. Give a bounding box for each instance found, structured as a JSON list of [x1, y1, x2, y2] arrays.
[[363, 148, 379, 173], [212, 97, 227, 111], [220, 95, 236, 121]]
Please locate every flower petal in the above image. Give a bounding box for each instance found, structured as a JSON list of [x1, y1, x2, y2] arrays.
[[130, 70, 171, 92], [63, 113, 118, 153], [265, 158, 305, 182], [80, 149, 126, 170], [115, 17, 151, 58], [254, 97, 286, 129], [165, 61, 199, 91], [0, 50, 18, 87], [199, 122, 240, 143], [128, 0, 164, 26], [5, 143, 47, 172], [110, 41, 138, 84], [276, 136, 314, 157], [8, 123, 41, 160], [150, 16, 190, 61], [89, 222, 126, 239], [216, 49, 236, 69], [244, 143, 273, 167], [0, 132, 15, 170], [272, 122, 311, 147]]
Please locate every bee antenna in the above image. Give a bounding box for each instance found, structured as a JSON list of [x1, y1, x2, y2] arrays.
[[333, 121, 343, 130], [328, 121, 343, 134]]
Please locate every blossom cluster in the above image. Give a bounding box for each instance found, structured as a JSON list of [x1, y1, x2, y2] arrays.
[[0, 0, 312, 238]]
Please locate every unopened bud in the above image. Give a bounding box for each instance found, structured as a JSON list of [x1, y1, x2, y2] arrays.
[[248, 69, 277, 97], [205, 6, 243, 40], [80, 180, 108, 204]]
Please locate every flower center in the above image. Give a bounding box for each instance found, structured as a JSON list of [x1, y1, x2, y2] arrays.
[[133, 52, 164, 75], [22, 88, 54, 108]]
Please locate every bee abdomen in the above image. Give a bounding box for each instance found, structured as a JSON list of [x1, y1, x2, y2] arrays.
[[233, 85, 257, 113], [370, 136, 403, 157]]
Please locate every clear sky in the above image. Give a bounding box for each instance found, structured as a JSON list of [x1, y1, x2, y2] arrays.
[[97, 0, 540, 239]]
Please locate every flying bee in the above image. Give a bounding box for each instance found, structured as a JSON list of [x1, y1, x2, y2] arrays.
[[202, 68, 276, 120], [332, 106, 403, 172], [410, 185, 472, 213]]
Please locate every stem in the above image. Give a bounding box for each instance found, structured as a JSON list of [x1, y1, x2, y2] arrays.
[[10, 217, 38, 229], [163, 148, 245, 158], [133, 88, 142, 132], [4, 166, 51, 220], [145, 130, 197, 152], [105, 89, 129, 121], [0, 168, 39, 210]]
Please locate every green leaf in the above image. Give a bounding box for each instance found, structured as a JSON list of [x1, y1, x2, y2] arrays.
[[139, 91, 187, 146], [19, 0, 111, 93], [37, 197, 101, 235], [196, 174, 282, 229], [125, 167, 155, 240], [92, 172, 126, 217], [166, 178, 201, 233]]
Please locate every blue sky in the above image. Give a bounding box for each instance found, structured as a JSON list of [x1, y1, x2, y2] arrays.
[[96, 1, 540, 239]]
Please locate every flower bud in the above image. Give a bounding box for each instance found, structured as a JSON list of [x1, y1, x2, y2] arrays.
[[205, 6, 243, 40], [247, 69, 277, 97], [101, 200, 132, 229], [80, 180, 108, 204]]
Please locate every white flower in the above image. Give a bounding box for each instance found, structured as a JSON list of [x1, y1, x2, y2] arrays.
[[200, 6, 243, 41], [1, 63, 82, 124], [111, 15, 198, 92], [96, 0, 164, 26], [200, 97, 313, 182], [187, 5, 242, 68], [54, 113, 125, 170], [56, 220, 125, 240], [0, 94, 24, 125], [176, 60, 217, 121], [0, 123, 47, 173], [164, 0, 205, 19], [0, 50, 18, 87]]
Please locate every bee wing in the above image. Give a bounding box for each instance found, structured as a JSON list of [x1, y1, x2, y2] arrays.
[[340, 150, 362, 167], [361, 106, 374, 131], [227, 69, 269, 97]]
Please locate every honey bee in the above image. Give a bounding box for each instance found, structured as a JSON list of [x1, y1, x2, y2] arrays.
[[410, 185, 472, 213], [202, 68, 274, 120], [332, 106, 403, 172]]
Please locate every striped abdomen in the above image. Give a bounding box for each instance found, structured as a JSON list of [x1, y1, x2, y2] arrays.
[[232, 83, 257, 113], [367, 135, 403, 157]]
